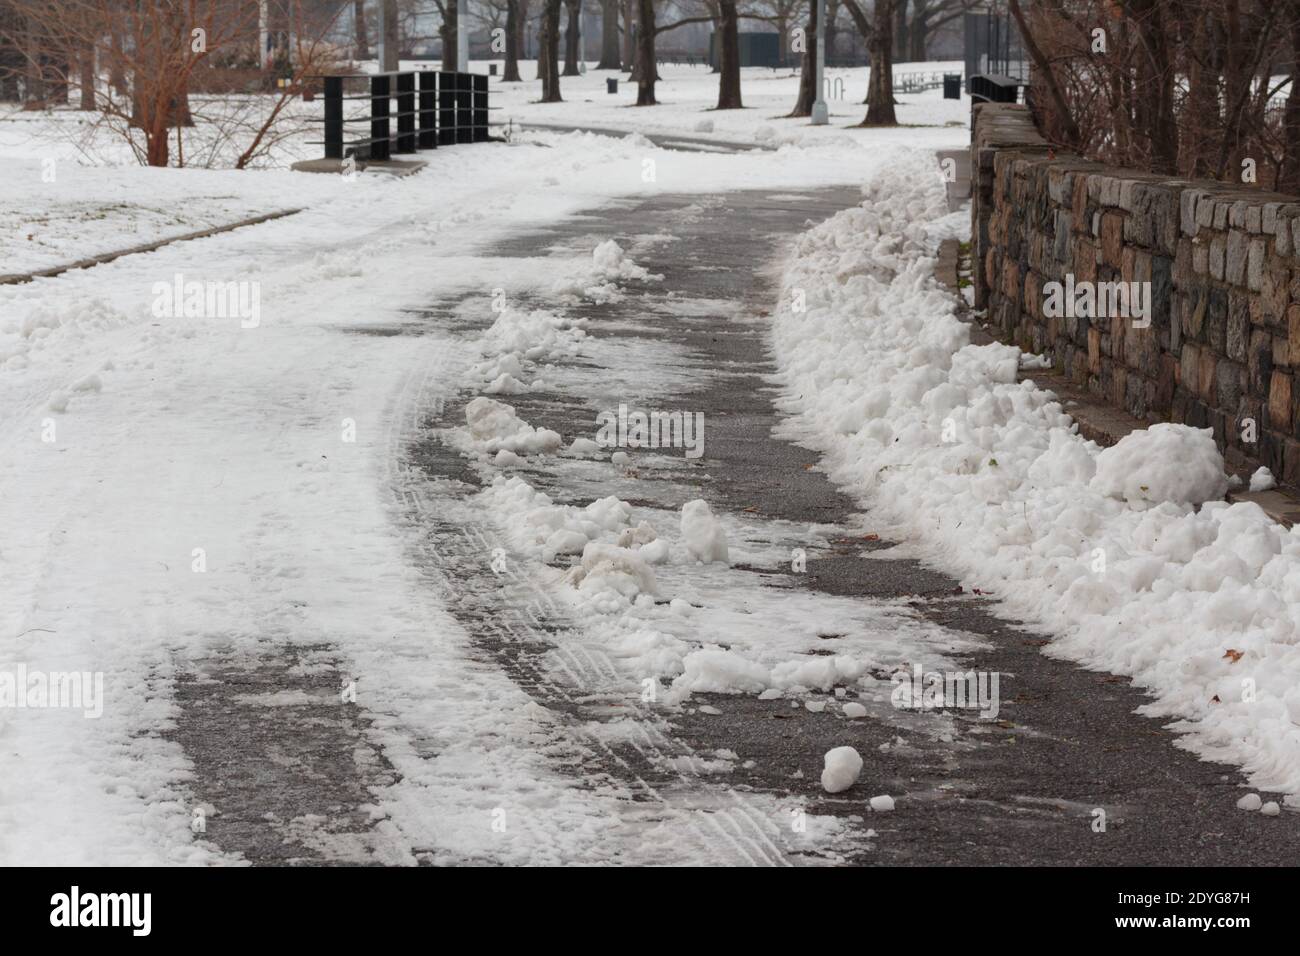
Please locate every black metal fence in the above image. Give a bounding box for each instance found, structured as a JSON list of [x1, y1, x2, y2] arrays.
[[317, 70, 490, 162]]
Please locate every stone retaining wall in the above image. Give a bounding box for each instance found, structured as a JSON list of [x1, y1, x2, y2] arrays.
[[972, 102, 1300, 485]]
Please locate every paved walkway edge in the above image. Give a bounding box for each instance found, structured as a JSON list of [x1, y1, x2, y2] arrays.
[[0, 207, 304, 286]]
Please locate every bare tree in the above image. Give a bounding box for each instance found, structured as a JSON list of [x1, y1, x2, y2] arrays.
[[716, 0, 741, 107], [504, 0, 523, 78], [597, 0, 620, 68], [563, 0, 580, 74], [540, 0, 562, 99], [863, 0, 896, 125]]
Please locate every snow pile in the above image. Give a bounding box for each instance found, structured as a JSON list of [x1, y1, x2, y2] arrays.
[[680, 499, 729, 564], [460, 397, 563, 456], [771, 151, 1300, 801], [821, 746, 863, 793], [1092, 424, 1228, 505], [472, 307, 587, 393], [1250, 467, 1277, 493], [568, 542, 660, 602], [478, 475, 637, 560], [551, 240, 661, 302]]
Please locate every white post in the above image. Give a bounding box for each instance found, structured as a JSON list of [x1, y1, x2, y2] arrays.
[[458, 0, 470, 70], [811, 0, 828, 124]]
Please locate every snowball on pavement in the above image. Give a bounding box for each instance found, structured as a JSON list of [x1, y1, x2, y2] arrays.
[[680, 498, 729, 563], [869, 795, 895, 812], [1236, 793, 1263, 811], [821, 746, 863, 794], [1249, 467, 1276, 492], [1091, 424, 1228, 505], [842, 702, 867, 719], [1261, 801, 1281, 816]]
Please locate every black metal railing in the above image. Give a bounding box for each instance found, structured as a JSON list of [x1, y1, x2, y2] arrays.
[[969, 73, 1022, 104], [316, 70, 491, 162]]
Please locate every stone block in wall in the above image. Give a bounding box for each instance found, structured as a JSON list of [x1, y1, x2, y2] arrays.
[[1207, 292, 1229, 352], [1053, 211, 1072, 261], [1227, 305, 1250, 363], [1210, 201, 1226, 230], [1230, 201, 1248, 229], [1248, 206, 1263, 234], [1284, 439, 1300, 489], [1181, 342, 1200, 390], [1210, 235, 1226, 280], [1100, 211, 1125, 267], [1192, 239, 1209, 275], [1273, 332, 1290, 369], [1003, 260, 1021, 306], [1258, 260, 1291, 326], [1247, 239, 1266, 292], [1182, 189, 1210, 237], [1157, 354, 1177, 412], [1025, 271, 1042, 321], [1249, 330, 1275, 395], [1217, 359, 1245, 411], [1199, 347, 1218, 400], [1288, 305, 1300, 366], [1074, 238, 1098, 284], [1270, 370, 1294, 431], [1226, 230, 1249, 286], [1185, 397, 1209, 429]]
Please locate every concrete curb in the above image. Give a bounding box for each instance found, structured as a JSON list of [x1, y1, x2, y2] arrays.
[[0, 207, 304, 286]]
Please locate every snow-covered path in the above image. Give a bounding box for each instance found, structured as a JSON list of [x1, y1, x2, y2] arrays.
[[6, 114, 1300, 862], [0, 126, 912, 864]]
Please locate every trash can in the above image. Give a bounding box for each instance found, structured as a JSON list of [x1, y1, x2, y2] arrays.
[[943, 73, 961, 99], [607, 78, 618, 94]]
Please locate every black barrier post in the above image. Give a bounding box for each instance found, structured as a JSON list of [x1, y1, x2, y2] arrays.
[[324, 75, 343, 159], [456, 73, 472, 144], [369, 73, 391, 160], [418, 71, 438, 149], [395, 72, 416, 153], [472, 74, 488, 142], [438, 71, 457, 145]]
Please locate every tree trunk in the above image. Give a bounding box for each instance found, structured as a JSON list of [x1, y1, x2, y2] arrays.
[[79, 39, 95, 110], [892, 0, 908, 62], [23, 15, 45, 108], [541, 0, 563, 100], [504, 0, 523, 80], [635, 0, 655, 104], [354, 0, 370, 59], [441, 0, 458, 71], [597, 0, 621, 69], [622, 0, 635, 71], [563, 0, 581, 75], [109, 16, 127, 95], [908, 1, 928, 62], [716, 0, 742, 108], [788, 6, 816, 117], [864, 0, 897, 125]]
